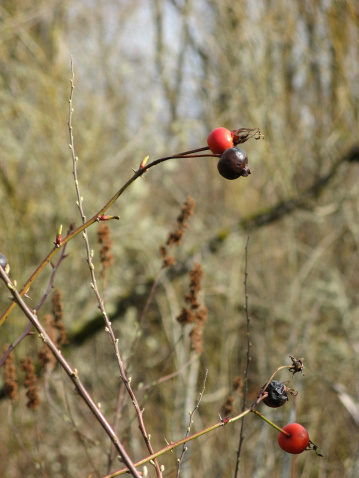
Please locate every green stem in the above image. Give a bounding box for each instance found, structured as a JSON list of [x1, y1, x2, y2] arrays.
[[251, 410, 290, 436]]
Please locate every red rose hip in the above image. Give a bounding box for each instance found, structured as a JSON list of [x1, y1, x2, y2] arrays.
[[278, 423, 310, 454], [207, 127, 234, 154]]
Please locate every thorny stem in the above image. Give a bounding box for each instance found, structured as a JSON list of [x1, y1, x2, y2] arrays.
[[0, 265, 141, 478], [67, 61, 162, 478]]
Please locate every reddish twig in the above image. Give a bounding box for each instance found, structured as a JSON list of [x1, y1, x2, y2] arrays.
[[0, 225, 72, 367]]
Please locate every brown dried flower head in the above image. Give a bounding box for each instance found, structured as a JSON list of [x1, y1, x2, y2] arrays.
[[176, 262, 208, 354], [185, 262, 203, 309], [166, 196, 195, 247], [232, 376, 244, 394], [21, 357, 40, 410], [221, 395, 236, 417], [3, 345, 18, 401], [98, 222, 114, 276], [160, 246, 176, 269], [176, 307, 196, 325]]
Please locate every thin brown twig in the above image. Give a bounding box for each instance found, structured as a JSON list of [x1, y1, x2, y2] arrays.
[[234, 236, 250, 478], [108, 383, 126, 472], [138, 358, 195, 392], [176, 369, 208, 477], [67, 60, 162, 478]]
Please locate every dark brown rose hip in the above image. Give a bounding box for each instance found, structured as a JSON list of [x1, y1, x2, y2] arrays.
[[217, 147, 251, 180]]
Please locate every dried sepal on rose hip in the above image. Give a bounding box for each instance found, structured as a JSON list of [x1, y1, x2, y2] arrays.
[[289, 355, 304, 375], [231, 127, 263, 145], [307, 439, 323, 457], [261, 380, 289, 408], [217, 147, 250, 180]]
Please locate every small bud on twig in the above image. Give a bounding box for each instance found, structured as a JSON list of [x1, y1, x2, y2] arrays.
[[97, 214, 120, 222], [55, 225, 62, 247], [139, 155, 149, 172]]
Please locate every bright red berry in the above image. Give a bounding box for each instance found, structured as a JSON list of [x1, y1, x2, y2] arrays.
[[207, 127, 234, 154], [278, 423, 310, 454]]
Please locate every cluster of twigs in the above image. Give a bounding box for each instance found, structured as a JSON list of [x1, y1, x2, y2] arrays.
[[0, 63, 222, 478], [0, 63, 320, 478]]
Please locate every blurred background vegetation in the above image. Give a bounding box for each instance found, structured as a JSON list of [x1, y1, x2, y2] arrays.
[[1, 0, 359, 477]]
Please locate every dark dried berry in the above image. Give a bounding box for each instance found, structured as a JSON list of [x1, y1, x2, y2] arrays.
[[217, 147, 250, 180], [262, 380, 288, 408], [0, 253, 8, 269]]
